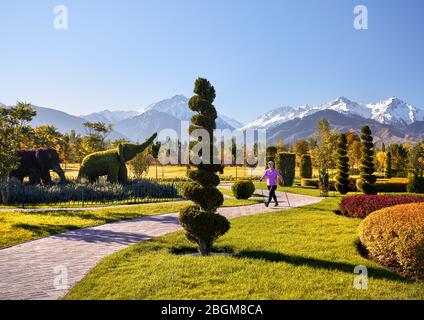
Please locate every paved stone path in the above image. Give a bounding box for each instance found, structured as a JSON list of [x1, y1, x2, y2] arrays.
[[0, 190, 321, 300]]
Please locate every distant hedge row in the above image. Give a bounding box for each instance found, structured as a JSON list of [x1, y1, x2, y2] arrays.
[[2, 179, 180, 205]]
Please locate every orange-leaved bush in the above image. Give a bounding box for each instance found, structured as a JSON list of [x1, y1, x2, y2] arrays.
[[359, 202, 424, 280]]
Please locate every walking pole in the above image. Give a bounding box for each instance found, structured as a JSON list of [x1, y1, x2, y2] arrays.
[[260, 181, 266, 206], [284, 187, 291, 207]]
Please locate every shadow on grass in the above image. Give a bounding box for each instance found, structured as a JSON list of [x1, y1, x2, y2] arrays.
[[171, 246, 234, 256], [14, 223, 80, 236], [236, 249, 412, 283]]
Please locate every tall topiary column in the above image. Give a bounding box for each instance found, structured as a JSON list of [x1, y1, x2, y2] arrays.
[[276, 152, 295, 186], [299, 154, 312, 179], [335, 133, 350, 195], [179, 78, 230, 256], [357, 125, 377, 195], [386, 151, 392, 179]]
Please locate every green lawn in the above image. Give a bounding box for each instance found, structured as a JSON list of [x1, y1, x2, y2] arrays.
[[0, 198, 260, 249], [65, 198, 424, 300]]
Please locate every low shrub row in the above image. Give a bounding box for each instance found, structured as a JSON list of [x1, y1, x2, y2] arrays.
[[375, 179, 408, 193], [300, 178, 319, 187], [2, 179, 180, 205], [301, 178, 410, 194], [300, 178, 357, 192], [339, 194, 424, 219], [359, 202, 424, 280]]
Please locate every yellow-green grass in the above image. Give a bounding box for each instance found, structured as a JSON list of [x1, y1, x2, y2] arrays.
[[0, 198, 260, 249], [61, 164, 390, 182], [65, 198, 424, 300], [61, 164, 268, 180]]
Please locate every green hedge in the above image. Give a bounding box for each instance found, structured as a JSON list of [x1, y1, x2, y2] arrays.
[[299, 154, 312, 179], [375, 181, 408, 193], [276, 152, 295, 186], [300, 178, 318, 187]]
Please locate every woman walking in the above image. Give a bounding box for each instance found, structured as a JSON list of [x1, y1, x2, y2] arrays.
[[260, 161, 284, 207]]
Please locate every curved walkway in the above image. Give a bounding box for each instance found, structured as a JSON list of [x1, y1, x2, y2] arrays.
[[0, 190, 321, 300]]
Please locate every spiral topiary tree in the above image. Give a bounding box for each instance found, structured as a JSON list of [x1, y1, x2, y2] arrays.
[[299, 154, 312, 179], [386, 151, 392, 179], [179, 78, 230, 256], [357, 125, 377, 195], [335, 133, 350, 195]]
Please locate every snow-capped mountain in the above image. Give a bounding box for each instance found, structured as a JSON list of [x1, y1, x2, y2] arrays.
[[114, 110, 182, 142], [2, 95, 243, 142], [140, 95, 242, 130], [113, 95, 242, 141], [81, 110, 139, 124], [219, 114, 244, 129], [266, 109, 424, 145], [241, 97, 424, 130], [367, 97, 423, 126], [241, 106, 299, 130], [141, 95, 193, 121]]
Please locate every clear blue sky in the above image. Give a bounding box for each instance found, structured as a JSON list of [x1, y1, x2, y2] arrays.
[[1, 0, 423, 122]]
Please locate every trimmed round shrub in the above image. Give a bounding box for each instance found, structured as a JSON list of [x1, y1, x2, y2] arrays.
[[339, 194, 424, 219], [359, 203, 424, 280], [232, 180, 255, 199], [299, 154, 312, 179]]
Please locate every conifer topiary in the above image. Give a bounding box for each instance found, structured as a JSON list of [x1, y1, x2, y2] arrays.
[[335, 133, 350, 195], [299, 154, 312, 179], [179, 78, 230, 256], [276, 152, 295, 186], [357, 125, 377, 195], [386, 151, 392, 179]]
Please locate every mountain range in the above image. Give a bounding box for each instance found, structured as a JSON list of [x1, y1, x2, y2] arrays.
[[1, 95, 423, 144], [240, 96, 424, 144], [0, 95, 243, 142], [241, 96, 424, 130], [81, 95, 243, 142]]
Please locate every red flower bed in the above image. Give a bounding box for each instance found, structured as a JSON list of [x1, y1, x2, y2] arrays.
[[339, 194, 424, 219]]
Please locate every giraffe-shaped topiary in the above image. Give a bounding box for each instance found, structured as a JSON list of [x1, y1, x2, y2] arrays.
[[179, 78, 230, 256]]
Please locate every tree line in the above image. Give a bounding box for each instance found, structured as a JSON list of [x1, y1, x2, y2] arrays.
[[267, 118, 423, 178], [0, 102, 161, 185]]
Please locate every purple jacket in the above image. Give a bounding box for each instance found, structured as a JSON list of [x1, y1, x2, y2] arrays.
[[260, 169, 284, 186]]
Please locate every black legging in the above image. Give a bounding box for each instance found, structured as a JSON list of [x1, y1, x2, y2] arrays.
[[267, 185, 278, 204]]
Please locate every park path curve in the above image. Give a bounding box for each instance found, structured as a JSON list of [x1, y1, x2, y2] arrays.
[[0, 190, 321, 300]]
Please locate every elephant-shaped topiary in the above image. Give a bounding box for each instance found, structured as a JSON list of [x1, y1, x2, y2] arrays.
[[78, 133, 157, 184], [10, 148, 66, 185]]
